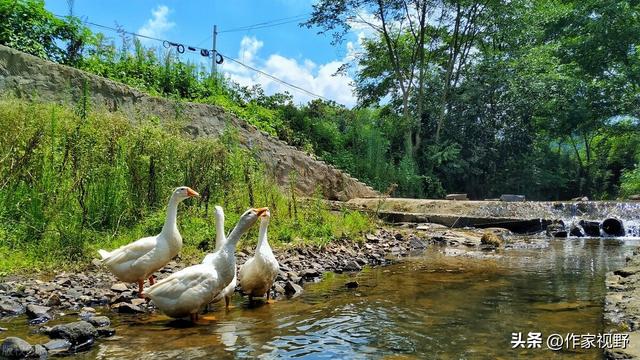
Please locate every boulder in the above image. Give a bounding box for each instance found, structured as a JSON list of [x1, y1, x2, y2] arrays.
[[579, 220, 601, 237], [570, 225, 585, 237], [0, 337, 42, 359], [629, 194, 640, 201], [602, 218, 625, 237], [46, 321, 97, 345]]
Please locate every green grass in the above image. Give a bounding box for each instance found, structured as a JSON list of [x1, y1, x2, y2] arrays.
[[0, 98, 374, 275]]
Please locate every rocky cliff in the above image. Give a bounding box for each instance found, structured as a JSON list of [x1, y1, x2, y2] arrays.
[[0, 45, 377, 200]]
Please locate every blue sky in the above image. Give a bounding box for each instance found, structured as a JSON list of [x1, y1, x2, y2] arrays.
[[44, 0, 364, 106]]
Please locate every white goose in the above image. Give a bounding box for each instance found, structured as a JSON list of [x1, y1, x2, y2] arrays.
[[239, 209, 279, 301], [204, 206, 236, 309], [98, 186, 199, 298], [146, 207, 267, 321]]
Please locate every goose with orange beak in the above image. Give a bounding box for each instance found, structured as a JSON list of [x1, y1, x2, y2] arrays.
[[238, 208, 279, 302], [146, 207, 267, 320], [98, 186, 199, 298]]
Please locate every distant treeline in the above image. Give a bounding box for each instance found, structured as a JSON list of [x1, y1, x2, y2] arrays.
[[1, 0, 639, 200]]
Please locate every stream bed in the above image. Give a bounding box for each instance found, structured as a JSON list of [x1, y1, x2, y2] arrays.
[[1, 237, 638, 359]]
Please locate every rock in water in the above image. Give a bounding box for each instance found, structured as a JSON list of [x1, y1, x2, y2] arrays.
[[0, 337, 41, 359], [111, 302, 144, 314], [87, 316, 111, 328], [570, 225, 586, 237], [43, 339, 72, 354], [345, 281, 359, 289], [0, 298, 25, 316], [46, 321, 98, 345], [284, 281, 303, 298], [480, 233, 502, 247]]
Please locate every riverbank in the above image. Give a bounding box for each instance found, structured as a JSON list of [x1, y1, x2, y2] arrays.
[[0, 224, 503, 316], [605, 249, 640, 359], [0, 224, 507, 357]]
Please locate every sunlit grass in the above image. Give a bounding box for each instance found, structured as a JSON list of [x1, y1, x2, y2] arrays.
[[0, 98, 374, 275]]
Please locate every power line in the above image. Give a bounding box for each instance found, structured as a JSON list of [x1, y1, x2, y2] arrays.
[[53, 14, 331, 103], [220, 53, 329, 101], [218, 13, 309, 33], [55, 14, 214, 54]]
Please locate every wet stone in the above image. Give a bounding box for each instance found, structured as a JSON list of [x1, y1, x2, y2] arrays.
[[97, 328, 116, 337], [112, 302, 144, 314], [284, 281, 303, 298], [0, 337, 37, 359], [43, 339, 72, 354], [46, 321, 98, 345], [345, 281, 359, 289], [0, 298, 25, 316]]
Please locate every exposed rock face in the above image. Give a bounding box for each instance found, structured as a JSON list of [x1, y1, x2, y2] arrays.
[[0, 45, 377, 201]]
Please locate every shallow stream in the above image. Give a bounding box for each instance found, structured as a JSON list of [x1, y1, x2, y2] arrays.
[[2, 238, 638, 359]]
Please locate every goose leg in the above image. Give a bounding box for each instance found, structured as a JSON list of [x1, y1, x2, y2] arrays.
[[190, 313, 197, 322], [137, 280, 145, 298], [148, 276, 155, 285], [225, 296, 230, 309]]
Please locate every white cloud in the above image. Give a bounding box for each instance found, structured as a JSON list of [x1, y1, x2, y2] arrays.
[[138, 5, 175, 42], [222, 35, 357, 107], [239, 36, 263, 65]]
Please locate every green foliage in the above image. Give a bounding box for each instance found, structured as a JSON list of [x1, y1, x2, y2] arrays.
[[0, 99, 373, 273], [0, 0, 92, 64], [620, 166, 640, 198], [2, 0, 640, 200]]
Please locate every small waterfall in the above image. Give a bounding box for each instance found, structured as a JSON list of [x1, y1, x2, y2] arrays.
[[474, 201, 640, 239]]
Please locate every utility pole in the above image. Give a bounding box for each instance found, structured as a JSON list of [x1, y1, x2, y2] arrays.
[[211, 25, 218, 78]]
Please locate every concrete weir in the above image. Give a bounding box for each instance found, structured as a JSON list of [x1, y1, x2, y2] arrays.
[[344, 198, 640, 235]]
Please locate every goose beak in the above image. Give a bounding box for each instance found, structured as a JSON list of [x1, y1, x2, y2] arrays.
[[186, 188, 200, 198], [255, 207, 269, 217]]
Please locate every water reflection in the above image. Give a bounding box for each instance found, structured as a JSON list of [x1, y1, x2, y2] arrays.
[[2, 238, 638, 359]]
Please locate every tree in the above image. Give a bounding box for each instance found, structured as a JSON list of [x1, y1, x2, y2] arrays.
[[0, 0, 91, 65]]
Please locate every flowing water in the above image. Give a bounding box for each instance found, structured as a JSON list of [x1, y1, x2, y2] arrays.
[[2, 238, 639, 359]]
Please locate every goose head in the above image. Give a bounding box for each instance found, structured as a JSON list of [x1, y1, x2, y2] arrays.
[[172, 186, 200, 202], [260, 209, 271, 224], [229, 207, 268, 240]]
